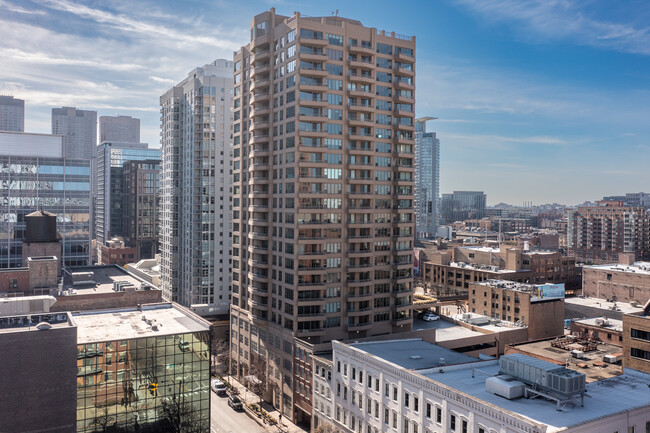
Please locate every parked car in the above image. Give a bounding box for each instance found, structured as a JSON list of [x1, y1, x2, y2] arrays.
[[211, 379, 227, 396], [228, 395, 243, 411], [178, 339, 190, 352], [422, 312, 440, 322]]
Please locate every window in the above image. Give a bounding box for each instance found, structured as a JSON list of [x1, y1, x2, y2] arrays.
[[393, 386, 397, 401], [426, 403, 431, 418], [436, 407, 441, 423], [404, 392, 409, 408], [450, 415, 456, 431], [461, 420, 468, 433], [413, 397, 419, 412]]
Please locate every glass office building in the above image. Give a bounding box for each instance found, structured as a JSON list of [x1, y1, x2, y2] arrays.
[[95, 142, 161, 248], [75, 306, 211, 432], [0, 154, 91, 267]]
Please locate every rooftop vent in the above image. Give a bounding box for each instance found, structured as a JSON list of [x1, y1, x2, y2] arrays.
[[409, 355, 422, 360]]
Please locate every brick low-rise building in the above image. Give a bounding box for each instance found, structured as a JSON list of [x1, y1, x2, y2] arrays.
[[582, 255, 650, 304], [622, 306, 650, 374], [421, 245, 579, 296], [469, 280, 565, 340]]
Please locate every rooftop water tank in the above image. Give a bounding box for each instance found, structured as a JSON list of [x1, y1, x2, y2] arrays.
[[25, 210, 58, 243]]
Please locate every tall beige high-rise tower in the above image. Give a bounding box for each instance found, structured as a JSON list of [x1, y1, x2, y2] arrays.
[[231, 9, 416, 421]]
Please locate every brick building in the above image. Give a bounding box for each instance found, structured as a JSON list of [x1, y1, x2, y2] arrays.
[[582, 254, 650, 304], [469, 280, 565, 340], [622, 306, 650, 374], [567, 200, 650, 263], [421, 245, 579, 295]]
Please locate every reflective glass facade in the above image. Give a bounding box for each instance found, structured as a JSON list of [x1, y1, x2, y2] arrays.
[[414, 119, 440, 239], [0, 155, 91, 268], [95, 143, 161, 246], [76, 331, 210, 432]]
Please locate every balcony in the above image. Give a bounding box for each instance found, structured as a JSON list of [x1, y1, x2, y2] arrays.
[[300, 66, 328, 77], [394, 64, 415, 77], [345, 321, 373, 331], [250, 134, 270, 145], [251, 50, 270, 64], [250, 92, 270, 104], [392, 316, 412, 326], [251, 106, 270, 117], [300, 52, 328, 62], [395, 79, 415, 91], [250, 78, 270, 92], [348, 59, 373, 69], [347, 102, 373, 113], [347, 73, 374, 85], [348, 43, 374, 55], [393, 93, 414, 103], [296, 327, 326, 337], [250, 65, 270, 79], [299, 36, 328, 47]]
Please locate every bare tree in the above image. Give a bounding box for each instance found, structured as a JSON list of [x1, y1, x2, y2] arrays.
[[314, 423, 338, 433], [159, 380, 208, 433], [92, 406, 114, 432], [247, 353, 268, 402], [212, 338, 229, 374]]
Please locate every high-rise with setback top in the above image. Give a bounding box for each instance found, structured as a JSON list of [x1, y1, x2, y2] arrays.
[[230, 9, 415, 420], [159, 59, 233, 316]]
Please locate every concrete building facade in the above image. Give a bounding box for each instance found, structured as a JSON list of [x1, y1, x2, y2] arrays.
[[51, 107, 97, 161], [567, 200, 650, 263], [99, 115, 140, 143], [0, 95, 25, 132], [160, 59, 233, 316], [230, 8, 416, 420], [414, 117, 439, 240]]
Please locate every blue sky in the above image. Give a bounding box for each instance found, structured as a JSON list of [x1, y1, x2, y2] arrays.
[[1, 0, 649, 205]]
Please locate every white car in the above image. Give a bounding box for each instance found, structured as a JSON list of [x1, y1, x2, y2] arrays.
[[422, 312, 440, 322], [211, 379, 227, 395]]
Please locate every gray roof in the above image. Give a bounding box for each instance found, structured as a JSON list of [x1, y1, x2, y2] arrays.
[[351, 338, 477, 370]]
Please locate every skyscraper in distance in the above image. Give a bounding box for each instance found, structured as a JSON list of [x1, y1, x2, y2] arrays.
[[415, 117, 439, 240], [0, 95, 25, 132], [160, 59, 233, 317], [230, 9, 415, 420], [51, 107, 97, 160], [99, 115, 140, 143]]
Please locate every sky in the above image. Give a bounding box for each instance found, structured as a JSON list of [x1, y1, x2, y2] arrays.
[[1, 0, 649, 205]]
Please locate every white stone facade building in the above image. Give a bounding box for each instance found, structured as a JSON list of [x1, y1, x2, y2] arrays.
[[319, 339, 650, 433], [159, 59, 233, 316]]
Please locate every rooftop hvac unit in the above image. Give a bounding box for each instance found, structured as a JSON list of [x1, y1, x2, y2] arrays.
[[499, 354, 586, 397]]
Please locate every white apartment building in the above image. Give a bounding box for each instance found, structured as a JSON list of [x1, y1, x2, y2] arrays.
[[99, 115, 140, 143], [51, 107, 97, 160], [0, 95, 24, 132], [319, 339, 650, 433], [159, 59, 233, 316]]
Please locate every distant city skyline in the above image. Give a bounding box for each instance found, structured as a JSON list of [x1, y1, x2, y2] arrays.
[[1, 0, 648, 204]]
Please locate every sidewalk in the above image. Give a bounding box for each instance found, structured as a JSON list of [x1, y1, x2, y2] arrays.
[[225, 375, 308, 433]]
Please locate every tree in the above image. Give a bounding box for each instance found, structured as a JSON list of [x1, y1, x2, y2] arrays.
[[314, 423, 338, 433], [92, 406, 115, 432], [159, 380, 208, 433], [212, 338, 229, 374], [247, 354, 268, 402]]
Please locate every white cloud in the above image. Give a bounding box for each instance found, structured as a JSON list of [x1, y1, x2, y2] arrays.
[[0, 0, 46, 15], [456, 0, 650, 55]]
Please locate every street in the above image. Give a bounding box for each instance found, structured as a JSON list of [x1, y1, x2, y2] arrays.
[[210, 389, 268, 433]]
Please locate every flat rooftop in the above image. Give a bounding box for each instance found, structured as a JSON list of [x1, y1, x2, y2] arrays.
[[0, 311, 73, 334], [585, 261, 650, 275], [448, 262, 522, 274], [350, 338, 477, 370], [564, 297, 644, 315], [413, 317, 485, 340], [573, 317, 623, 332], [73, 303, 210, 344], [62, 265, 159, 295], [423, 361, 650, 433], [507, 338, 623, 382]]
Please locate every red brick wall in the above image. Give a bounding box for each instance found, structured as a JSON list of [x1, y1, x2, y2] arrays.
[[0, 269, 30, 294]]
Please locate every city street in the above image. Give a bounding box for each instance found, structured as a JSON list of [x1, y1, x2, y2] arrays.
[[210, 390, 268, 433]]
